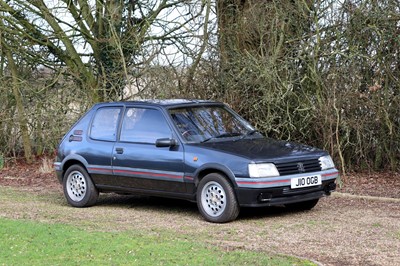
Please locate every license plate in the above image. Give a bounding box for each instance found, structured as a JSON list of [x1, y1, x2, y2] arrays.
[[291, 175, 321, 189]]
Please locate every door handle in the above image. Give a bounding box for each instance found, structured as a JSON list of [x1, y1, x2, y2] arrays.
[[115, 147, 124, 154]]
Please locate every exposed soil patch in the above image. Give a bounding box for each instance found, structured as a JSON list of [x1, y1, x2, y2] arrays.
[[0, 159, 399, 266], [338, 172, 400, 199], [0, 158, 60, 192]]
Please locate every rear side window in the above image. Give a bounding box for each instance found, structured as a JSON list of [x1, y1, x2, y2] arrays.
[[90, 107, 121, 141], [120, 108, 171, 143]]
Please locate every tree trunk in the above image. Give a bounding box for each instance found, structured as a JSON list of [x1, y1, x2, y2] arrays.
[[3, 46, 33, 164]]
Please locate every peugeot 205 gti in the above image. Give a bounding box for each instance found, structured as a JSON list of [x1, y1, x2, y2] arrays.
[[54, 100, 339, 223]]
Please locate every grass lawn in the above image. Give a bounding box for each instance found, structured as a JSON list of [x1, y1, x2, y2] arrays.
[[0, 218, 314, 265]]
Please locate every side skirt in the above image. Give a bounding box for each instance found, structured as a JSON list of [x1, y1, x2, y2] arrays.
[[96, 185, 196, 202]]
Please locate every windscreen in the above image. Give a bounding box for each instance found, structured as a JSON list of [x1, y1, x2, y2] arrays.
[[169, 106, 255, 142]]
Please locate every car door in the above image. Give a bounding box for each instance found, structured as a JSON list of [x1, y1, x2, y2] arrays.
[[85, 106, 122, 185], [112, 106, 186, 193]]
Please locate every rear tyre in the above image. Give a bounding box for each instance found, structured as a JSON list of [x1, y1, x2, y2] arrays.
[[285, 198, 319, 211], [63, 165, 98, 207], [197, 173, 239, 223]]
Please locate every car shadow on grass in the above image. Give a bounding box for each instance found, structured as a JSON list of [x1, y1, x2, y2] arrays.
[[94, 193, 307, 221], [96, 193, 198, 213], [238, 205, 310, 220]]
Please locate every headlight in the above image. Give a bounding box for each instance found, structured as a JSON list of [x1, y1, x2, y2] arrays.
[[248, 163, 280, 178], [319, 155, 335, 170]]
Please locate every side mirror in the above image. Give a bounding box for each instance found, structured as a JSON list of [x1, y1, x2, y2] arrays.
[[155, 138, 178, 148]]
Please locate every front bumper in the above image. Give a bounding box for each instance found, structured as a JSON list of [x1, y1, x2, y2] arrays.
[[234, 169, 338, 207]]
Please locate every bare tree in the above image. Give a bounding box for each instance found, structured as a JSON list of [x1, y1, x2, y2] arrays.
[[0, 0, 210, 161], [0, 38, 33, 163], [0, 0, 205, 101]]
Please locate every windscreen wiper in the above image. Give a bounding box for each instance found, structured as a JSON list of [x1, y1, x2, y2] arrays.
[[201, 133, 241, 143], [236, 129, 259, 141]]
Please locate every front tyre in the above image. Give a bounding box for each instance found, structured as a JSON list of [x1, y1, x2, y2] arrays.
[[197, 173, 239, 223], [63, 165, 98, 207]]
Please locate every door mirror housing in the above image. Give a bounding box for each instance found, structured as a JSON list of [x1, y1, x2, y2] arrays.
[[155, 138, 178, 147]]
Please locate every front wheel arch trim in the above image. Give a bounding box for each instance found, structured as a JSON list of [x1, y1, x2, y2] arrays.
[[193, 163, 237, 188]]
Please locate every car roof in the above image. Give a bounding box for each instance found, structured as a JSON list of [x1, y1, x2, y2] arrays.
[[93, 99, 224, 109]]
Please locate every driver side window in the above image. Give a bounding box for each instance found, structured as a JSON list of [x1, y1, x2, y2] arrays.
[[120, 108, 171, 143]]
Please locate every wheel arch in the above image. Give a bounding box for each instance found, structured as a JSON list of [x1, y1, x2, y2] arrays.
[[60, 154, 89, 179], [193, 163, 237, 189]]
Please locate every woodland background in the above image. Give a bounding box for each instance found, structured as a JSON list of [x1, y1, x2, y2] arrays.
[[0, 0, 399, 174]]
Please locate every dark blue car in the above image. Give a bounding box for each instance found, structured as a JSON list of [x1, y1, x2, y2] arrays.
[[54, 99, 338, 223]]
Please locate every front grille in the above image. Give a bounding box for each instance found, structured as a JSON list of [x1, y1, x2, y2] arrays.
[[276, 159, 321, 176]]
